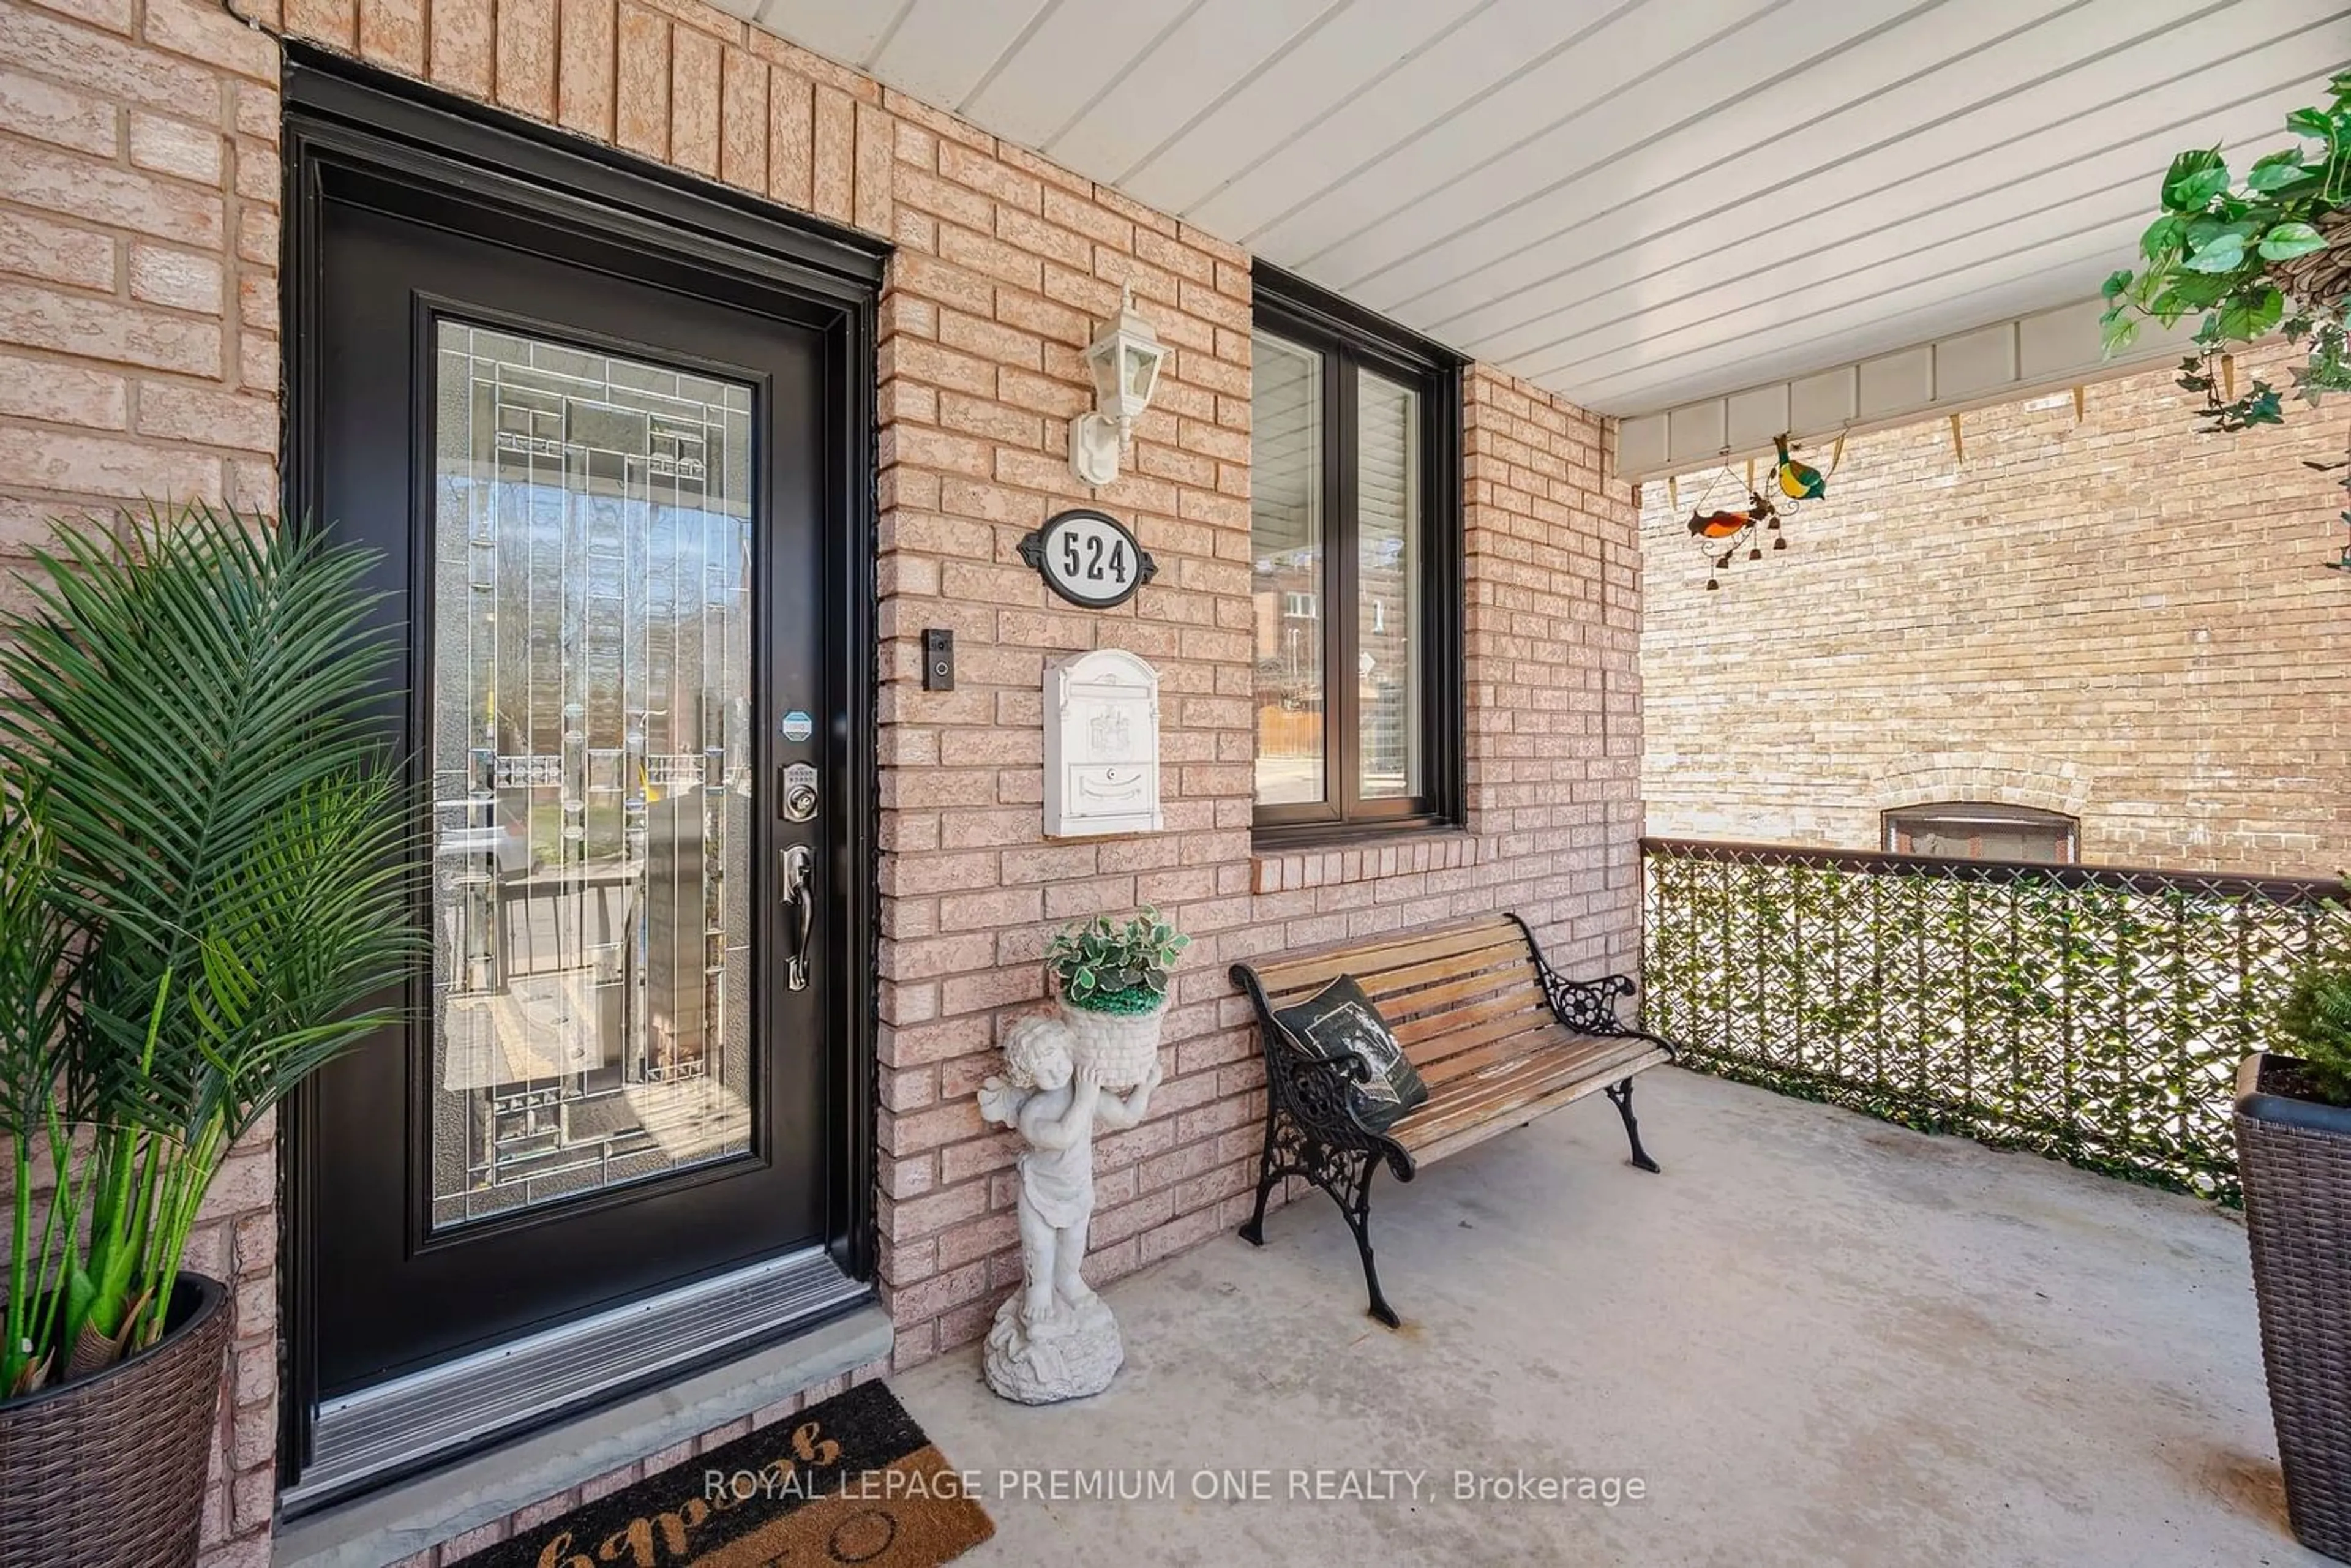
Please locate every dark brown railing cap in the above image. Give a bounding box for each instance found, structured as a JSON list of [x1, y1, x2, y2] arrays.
[[1641, 836, 2345, 906]]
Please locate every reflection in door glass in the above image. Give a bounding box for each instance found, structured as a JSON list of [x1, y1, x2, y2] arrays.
[[430, 321, 755, 1230]]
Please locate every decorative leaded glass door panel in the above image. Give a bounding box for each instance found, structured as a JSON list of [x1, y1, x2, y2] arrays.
[[429, 323, 757, 1228]]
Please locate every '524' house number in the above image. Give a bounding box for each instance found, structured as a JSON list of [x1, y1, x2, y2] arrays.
[[1018, 509, 1159, 610]]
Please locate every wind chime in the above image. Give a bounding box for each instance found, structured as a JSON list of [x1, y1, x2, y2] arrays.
[[1678, 433, 1832, 591]]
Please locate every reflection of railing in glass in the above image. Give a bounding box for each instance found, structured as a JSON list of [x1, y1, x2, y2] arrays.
[[429, 321, 754, 1230]]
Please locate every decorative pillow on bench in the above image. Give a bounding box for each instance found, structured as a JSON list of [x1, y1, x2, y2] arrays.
[[1273, 975, 1430, 1133]]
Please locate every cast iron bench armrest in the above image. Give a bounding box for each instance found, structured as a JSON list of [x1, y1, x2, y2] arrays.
[[1230, 962, 1412, 1161], [1267, 1041, 1412, 1169], [1505, 916, 1680, 1060]]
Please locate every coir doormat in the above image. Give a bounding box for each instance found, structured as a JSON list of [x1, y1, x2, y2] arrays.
[[457, 1380, 994, 1568]]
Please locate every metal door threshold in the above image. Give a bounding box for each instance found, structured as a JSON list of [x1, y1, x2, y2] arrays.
[[288, 1246, 868, 1510]]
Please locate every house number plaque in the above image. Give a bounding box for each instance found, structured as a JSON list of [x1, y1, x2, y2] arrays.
[[1018, 508, 1158, 610]]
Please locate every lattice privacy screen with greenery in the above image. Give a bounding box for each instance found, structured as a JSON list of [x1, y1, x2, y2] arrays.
[[1642, 839, 2351, 1202]]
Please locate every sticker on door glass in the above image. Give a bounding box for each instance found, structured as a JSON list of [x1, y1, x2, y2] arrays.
[[780, 710, 814, 743]]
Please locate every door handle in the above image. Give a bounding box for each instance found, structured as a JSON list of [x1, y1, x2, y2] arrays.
[[780, 843, 815, 992]]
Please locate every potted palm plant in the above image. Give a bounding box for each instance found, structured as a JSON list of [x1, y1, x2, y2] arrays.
[[0, 503, 408, 1564], [2237, 956, 2351, 1563], [1043, 909, 1190, 1089]]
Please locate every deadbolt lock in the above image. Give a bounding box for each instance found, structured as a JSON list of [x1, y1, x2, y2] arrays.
[[782, 762, 819, 823]]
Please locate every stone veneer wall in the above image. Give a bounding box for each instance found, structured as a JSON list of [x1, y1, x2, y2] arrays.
[[1640, 345, 2350, 877], [0, 0, 1641, 1560]]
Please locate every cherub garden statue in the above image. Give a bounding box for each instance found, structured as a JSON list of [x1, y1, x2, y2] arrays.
[[977, 1013, 1162, 1403]]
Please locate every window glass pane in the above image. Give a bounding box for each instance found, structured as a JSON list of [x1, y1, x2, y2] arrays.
[[1251, 329, 1324, 806], [1357, 368, 1420, 800], [1886, 806, 2075, 864], [429, 319, 755, 1231]]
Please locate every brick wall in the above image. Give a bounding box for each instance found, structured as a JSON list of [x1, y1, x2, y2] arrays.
[[1457, 364, 1643, 964], [1640, 346, 2351, 876], [867, 133, 1640, 1372], [0, 0, 1640, 1561], [0, 0, 283, 1561]]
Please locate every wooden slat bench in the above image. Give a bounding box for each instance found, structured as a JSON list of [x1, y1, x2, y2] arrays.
[[1230, 913, 1680, 1326]]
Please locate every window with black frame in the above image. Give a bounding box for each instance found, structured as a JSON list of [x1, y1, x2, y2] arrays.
[[1250, 266, 1461, 841]]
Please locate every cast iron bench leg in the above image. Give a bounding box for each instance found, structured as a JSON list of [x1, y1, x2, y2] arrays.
[[1343, 1158, 1400, 1329], [1239, 1118, 1278, 1247], [1604, 1076, 1662, 1174], [1237, 1124, 1401, 1327]]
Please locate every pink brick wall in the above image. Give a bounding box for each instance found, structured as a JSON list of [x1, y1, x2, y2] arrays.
[[0, 0, 280, 572], [0, 1, 1641, 1560], [0, 0, 283, 1559]]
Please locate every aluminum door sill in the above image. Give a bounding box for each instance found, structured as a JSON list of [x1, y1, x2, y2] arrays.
[[273, 1300, 889, 1568], [287, 1245, 869, 1512]]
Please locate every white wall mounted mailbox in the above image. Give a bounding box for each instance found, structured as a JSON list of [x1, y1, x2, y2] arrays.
[[1044, 648, 1163, 838]]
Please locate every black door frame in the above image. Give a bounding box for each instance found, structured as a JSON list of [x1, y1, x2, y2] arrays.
[[279, 48, 885, 1490]]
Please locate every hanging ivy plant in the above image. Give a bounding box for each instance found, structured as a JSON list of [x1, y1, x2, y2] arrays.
[[2101, 70, 2350, 434]]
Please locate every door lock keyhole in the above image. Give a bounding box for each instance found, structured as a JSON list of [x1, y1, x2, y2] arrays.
[[781, 762, 818, 823]]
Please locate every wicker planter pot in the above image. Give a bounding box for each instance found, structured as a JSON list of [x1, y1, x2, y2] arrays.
[[2237, 1053, 2351, 1563], [1059, 993, 1168, 1090], [0, 1272, 229, 1568], [2267, 206, 2349, 318]]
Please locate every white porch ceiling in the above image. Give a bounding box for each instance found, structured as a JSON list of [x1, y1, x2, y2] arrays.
[[750, 0, 2349, 419]]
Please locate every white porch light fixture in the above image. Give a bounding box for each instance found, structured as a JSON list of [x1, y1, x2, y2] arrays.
[[1070, 283, 1166, 488]]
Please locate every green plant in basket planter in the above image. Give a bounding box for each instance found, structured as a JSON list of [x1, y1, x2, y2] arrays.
[[2236, 925, 2351, 1562], [2277, 961, 2351, 1105], [0, 502, 410, 1402], [1044, 909, 1190, 1015], [2101, 69, 2350, 434]]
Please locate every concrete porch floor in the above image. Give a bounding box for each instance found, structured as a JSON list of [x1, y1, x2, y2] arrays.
[[895, 1066, 2321, 1567]]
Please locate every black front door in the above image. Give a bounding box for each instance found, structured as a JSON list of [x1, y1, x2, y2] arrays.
[[283, 60, 878, 1504]]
